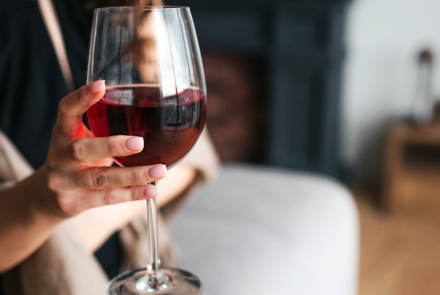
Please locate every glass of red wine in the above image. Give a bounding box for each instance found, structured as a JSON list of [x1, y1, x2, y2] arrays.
[[86, 6, 206, 295]]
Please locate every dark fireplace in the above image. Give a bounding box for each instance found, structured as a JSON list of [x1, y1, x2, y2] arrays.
[[167, 0, 350, 178]]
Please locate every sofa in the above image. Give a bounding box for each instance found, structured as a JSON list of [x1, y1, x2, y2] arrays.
[[169, 164, 359, 295]]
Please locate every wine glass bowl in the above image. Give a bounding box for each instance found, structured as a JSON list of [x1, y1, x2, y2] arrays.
[[87, 84, 206, 168], [87, 6, 206, 169], [86, 6, 206, 295]]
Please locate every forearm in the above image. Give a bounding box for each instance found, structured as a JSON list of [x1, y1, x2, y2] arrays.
[[69, 200, 147, 252], [0, 165, 65, 273]]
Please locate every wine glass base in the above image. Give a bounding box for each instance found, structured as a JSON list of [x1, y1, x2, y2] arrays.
[[107, 267, 203, 295]]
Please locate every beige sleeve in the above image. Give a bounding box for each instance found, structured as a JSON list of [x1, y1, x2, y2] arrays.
[[180, 127, 222, 182], [2, 222, 108, 295], [0, 129, 34, 195], [159, 128, 222, 221], [0, 130, 109, 295]]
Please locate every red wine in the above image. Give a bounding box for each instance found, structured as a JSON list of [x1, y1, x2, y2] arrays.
[[87, 85, 206, 167]]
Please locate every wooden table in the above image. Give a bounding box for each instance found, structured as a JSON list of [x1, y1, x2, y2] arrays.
[[384, 120, 440, 213]]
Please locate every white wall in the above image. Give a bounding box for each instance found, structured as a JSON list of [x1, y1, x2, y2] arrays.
[[341, 0, 440, 181]]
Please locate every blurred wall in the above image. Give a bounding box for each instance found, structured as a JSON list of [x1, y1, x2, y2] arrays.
[[166, 0, 350, 177], [341, 0, 440, 185]]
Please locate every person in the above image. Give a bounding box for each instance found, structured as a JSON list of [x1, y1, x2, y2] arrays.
[[0, 0, 220, 294]]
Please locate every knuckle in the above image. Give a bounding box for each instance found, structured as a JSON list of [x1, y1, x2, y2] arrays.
[[57, 197, 78, 216], [131, 186, 139, 201], [70, 139, 85, 162], [92, 168, 110, 189], [58, 99, 69, 116], [102, 190, 115, 205], [46, 173, 78, 216], [106, 138, 120, 155], [46, 172, 61, 192], [129, 170, 143, 185]]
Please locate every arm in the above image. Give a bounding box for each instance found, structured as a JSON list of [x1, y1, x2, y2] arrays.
[[0, 166, 63, 273], [0, 81, 167, 273]]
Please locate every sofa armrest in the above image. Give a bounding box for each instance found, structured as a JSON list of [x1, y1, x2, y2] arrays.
[[169, 164, 359, 295]]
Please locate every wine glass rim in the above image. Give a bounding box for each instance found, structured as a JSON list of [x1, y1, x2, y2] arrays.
[[94, 6, 189, 11]]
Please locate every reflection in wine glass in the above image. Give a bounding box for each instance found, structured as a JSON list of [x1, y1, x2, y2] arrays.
[[134, 12, 159, 83]]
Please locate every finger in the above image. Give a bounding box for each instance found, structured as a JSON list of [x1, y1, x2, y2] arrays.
[[61, 164, 167, 190], [56, 81, 105, 137], [62, 136, 143, 163], [75, 184, 159, 212]]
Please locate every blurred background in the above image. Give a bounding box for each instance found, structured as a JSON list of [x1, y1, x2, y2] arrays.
[[164, 0, 440, 294]]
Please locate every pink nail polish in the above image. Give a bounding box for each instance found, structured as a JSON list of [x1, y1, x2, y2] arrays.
[[148, 165, 167, 179], [125, 137, 144, 151], [89, 80, 105, 94], [143, 187, 159, 197]]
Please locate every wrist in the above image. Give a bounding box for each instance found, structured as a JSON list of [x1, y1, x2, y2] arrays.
[[0, 165, 66, 272], [32, 163, 71, 220], [6, 164, 68, 227]]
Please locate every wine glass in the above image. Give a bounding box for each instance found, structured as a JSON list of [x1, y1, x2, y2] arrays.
[[86, 6, 206, 295]]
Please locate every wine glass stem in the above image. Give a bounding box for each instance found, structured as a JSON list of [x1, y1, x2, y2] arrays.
[[146, 181, 161, 272]]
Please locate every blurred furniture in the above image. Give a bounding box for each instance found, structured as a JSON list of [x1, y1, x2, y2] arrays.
[[384, 120, 440, 213], [202, 54, 268, 164], [169, 164, 359, 295], [167, 0, 351, 177]]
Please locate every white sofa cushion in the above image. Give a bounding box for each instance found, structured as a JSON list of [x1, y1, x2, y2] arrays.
[[169, 164, 359, 295]]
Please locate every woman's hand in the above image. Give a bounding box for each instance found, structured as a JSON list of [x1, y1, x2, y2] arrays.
[[43, 80, 166, 217], [0, 81, 167, 273]]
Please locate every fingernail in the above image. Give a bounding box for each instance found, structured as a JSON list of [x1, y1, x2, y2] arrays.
[[125, 137, 144, 151], [143, 187, 159, 198], [89, 80, 105, 94], [148, 165, 167, 179]]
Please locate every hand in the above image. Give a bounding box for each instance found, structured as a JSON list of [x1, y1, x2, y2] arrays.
[[43, 80, 167, 217]]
